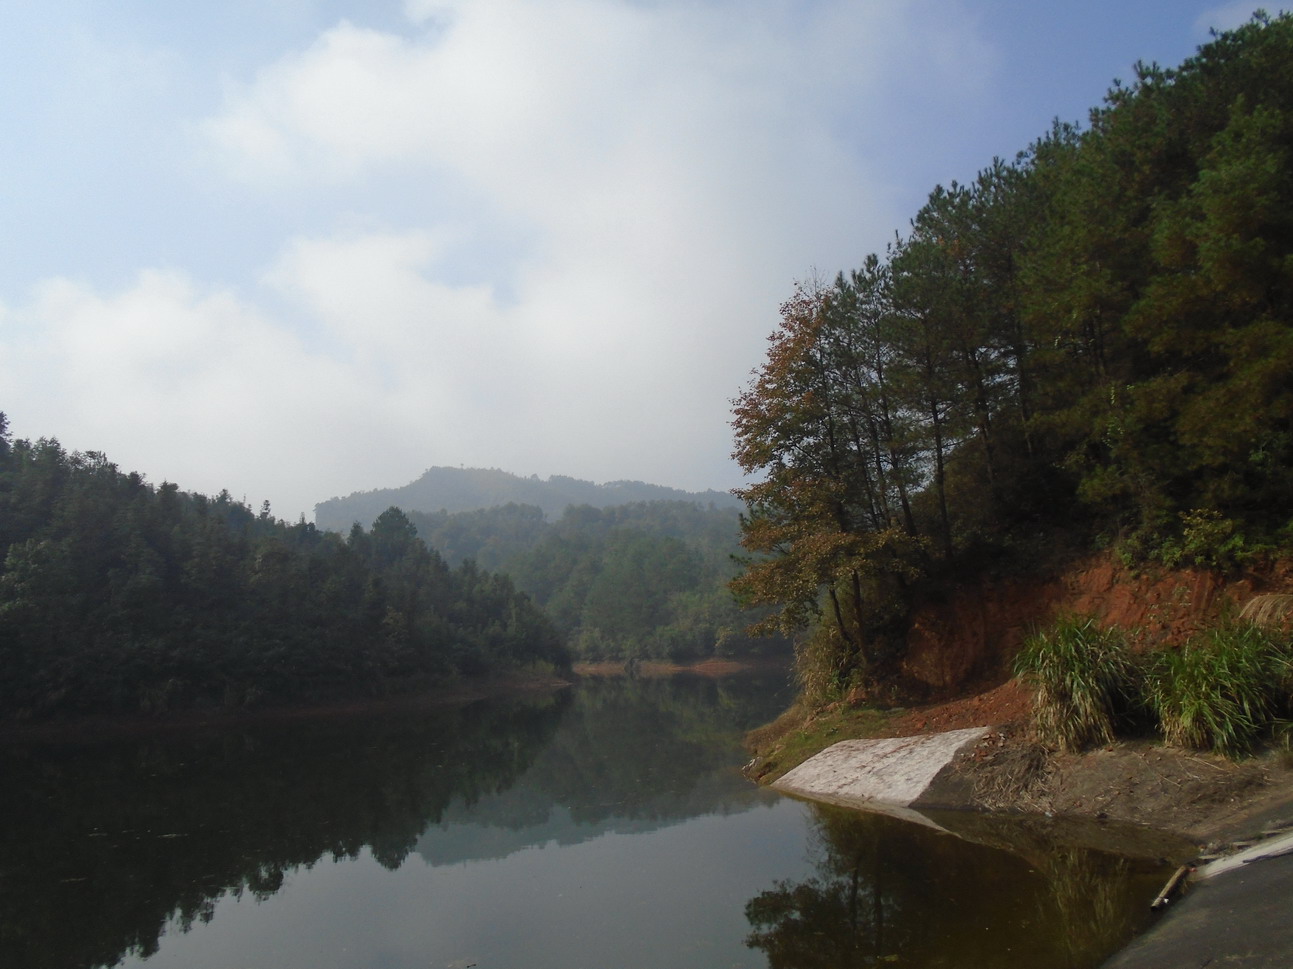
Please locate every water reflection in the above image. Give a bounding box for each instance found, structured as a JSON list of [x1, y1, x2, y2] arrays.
[[1, 669, 1173, 969], [745, 803, 1175, 969], [0, 694, 570, 969], [0, 670, 792, 969], [418, 673, 792, 863]]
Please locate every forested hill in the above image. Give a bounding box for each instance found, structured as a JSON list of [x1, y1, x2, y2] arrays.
[[404, 501, 787, 662], [731, 14, 1293, 702], [0, 416, 568, 720], [314, 466, 740, 530]]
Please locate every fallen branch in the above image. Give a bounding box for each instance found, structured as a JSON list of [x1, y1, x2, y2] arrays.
[[1149, 864, 1192, 910]]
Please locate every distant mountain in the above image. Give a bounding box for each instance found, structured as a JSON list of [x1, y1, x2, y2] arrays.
[[314, 466, 742, 530]]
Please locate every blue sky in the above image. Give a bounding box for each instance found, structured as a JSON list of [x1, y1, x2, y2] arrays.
[[0, 0, 1280, 521]]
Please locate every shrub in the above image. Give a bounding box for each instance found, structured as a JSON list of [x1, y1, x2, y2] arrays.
[[1014, 615, 1138, 752], [793, 624, 863, 707], [1146, 622, 1289, 757], [1154, 509, 1259, 571]]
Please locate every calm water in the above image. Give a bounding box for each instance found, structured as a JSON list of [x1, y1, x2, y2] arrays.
[[0, 670, 1176, 969]]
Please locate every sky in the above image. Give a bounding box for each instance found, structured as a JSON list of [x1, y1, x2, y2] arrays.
[[0, 0, 1283, 522]]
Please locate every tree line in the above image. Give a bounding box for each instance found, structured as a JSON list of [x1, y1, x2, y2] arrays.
[[406, 500, 787, 662], [0, 414, 568, 719], [732, 14, 1293, 699]]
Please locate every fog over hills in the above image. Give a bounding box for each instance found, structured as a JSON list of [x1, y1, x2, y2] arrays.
[[315, 466, 742, 530]]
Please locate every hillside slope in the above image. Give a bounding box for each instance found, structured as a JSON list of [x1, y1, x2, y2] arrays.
[[898, 552, 1293, 699]]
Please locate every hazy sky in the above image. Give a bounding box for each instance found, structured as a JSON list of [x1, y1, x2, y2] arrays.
[[0, 0, 1281, 521]]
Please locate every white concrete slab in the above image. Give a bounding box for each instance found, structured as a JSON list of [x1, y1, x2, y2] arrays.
[[1197, 830, 1293, 879], [772, 726, 990, 808]]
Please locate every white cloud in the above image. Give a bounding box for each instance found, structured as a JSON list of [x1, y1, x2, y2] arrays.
[[200, 1, 990, 212], [0, 270, 408, 518], [4, 0, 1001, 521], [198, 0, 995, 364]]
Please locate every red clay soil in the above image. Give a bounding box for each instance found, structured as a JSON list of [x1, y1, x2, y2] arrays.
[[876, 678, 1034, 738], [898, 553, 1293, 697]]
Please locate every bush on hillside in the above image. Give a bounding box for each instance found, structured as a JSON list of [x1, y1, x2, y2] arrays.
[[1146, 622, 1290, 757], [1014, 615, 1140, 752]]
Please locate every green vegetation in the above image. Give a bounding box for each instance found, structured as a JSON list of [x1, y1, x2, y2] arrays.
[[1147, 623, 1290, 756], [319, 470, 782, 664], [0, 415, 568, 720], [1017, 614, 1292, 757], [744, 702, 896, 783], [404, 500, 788, 663], [1014, 616, 1138, 753], [732, 14, 1293, 701]]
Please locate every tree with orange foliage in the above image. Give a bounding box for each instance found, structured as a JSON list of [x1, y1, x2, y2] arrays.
[[731, 282, 926, 697]]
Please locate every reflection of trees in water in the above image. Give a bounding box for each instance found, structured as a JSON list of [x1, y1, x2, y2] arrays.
[[415, 671, 794, 864], [0, 694, 567, 969], [745, 808, 917, 968], [1, 670, 793, 969], [1038, 849, 1131, 969], [526, 672, 791, 825], [745, 804, 1164, 969]]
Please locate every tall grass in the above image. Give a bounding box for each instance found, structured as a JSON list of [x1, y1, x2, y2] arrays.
[[1239, 594, 1293, 630], [793, 625, 856, 707], [1146, 622, 1289, 757], [1014, 615, 1138, 753]]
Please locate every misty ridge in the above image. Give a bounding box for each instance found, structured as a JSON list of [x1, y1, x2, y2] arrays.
[[317, 466, 783, 663], [314, 466, 742, 530]]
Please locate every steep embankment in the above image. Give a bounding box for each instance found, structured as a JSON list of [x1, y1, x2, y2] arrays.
[[748, 552, 1293, 840], [897, 553, 1293, 698]]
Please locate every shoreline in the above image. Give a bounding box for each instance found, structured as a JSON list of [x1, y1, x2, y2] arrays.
[[757, 705, 1293, 968], [744, 677, 1293, 845], [0, 669, 574, 746], [572, 655, 791, 678], [0, 655, 790, 746]]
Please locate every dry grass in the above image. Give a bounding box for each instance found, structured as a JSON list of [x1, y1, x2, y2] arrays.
[[1239, 594, 1293, 629], [969, 734, 1054, 813]]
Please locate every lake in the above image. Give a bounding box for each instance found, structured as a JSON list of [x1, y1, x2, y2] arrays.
[[0, 668, 1174, 969]]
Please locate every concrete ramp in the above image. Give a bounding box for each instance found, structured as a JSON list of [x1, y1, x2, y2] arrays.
[[773, 726, 989, 810]]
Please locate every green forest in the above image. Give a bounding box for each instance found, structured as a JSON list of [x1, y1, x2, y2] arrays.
[[405, 501, 786, 661], [0, 415, 568, 719], [731, 15, 1293, 699]]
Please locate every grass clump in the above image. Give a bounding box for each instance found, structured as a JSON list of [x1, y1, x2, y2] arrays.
[[1146, 622, 1289, 757], [1014, 615, 1138, 753]]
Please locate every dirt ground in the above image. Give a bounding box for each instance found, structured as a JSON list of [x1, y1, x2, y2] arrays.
[[864, 679, 1293, 845]]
